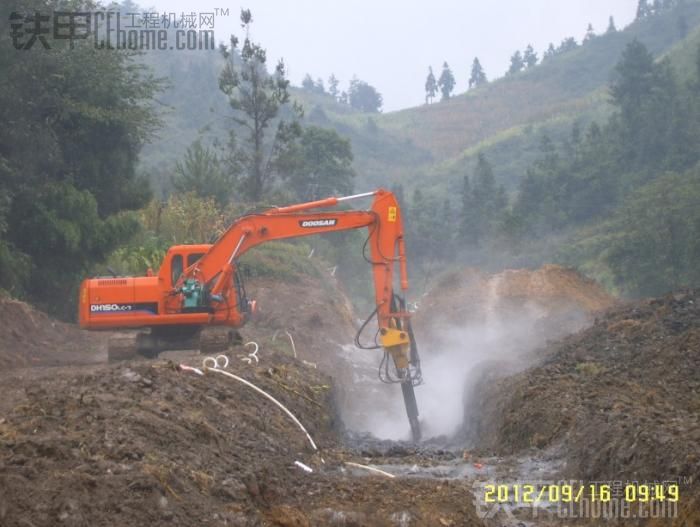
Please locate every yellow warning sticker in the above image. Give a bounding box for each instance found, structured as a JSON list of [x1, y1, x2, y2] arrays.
[[388, 206, 397, 223]]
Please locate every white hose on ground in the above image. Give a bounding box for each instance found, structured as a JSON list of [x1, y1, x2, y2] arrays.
[[245, 342, 259, 363], [204, 366, 318, 452], [294, 460, 313, 473], [285, 330, 297, 358], [179, 364, 204, 375], [345, 462, 396, 478], [203, 355, 229, 369]]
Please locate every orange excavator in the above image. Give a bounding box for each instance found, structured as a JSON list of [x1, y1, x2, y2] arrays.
[[79, 189, 422, 440]]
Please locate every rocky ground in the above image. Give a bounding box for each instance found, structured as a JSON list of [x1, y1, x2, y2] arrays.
[[0, 267, 698, 526]]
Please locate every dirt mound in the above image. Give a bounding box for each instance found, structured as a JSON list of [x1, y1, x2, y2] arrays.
[[244, 274, 356, 372], [467, 290, 700, 486], [417, 264, 615, 343], [0, 354, 483, 526], [0, 297, 105, 369]]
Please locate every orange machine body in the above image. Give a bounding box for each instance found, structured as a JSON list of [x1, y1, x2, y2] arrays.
[[78, 189, 409, 335]]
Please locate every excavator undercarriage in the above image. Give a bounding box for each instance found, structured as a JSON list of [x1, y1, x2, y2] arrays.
[[107, 326, 242, 361]]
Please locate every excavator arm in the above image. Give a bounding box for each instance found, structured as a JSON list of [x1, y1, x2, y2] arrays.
[[173, 189, 422, 439]]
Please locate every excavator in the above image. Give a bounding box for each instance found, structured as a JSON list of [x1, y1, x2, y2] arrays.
[[78, 189, 423, 441]]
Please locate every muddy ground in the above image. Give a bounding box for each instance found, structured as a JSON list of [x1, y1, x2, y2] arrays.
[[1, 268, 698, 526]]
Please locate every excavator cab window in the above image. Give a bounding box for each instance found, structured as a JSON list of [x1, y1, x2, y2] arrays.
[[171, 254, 183, 286], [234, 266, 249, 313], [187, 253, 204, 267]]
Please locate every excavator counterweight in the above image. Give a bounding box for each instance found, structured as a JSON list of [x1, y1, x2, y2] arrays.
[[79, 189, 423, 441]]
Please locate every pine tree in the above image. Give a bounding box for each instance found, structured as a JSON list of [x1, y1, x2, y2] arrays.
[[459, 175, 479, 245], [558, 37, 578, 53], [172, 140, 234, 206], [523, 45, 538, 68], [302, 74, 315, 91], [219, 10, 302, 201], [459, 152, 506, 245], [508, 51, 524, 75], [636, 0, 650, 19], [584, 23, 595, 42], [543, 43, 557, 61], [678, 14, 689, 37], [468, 58, 487, 89], [425, 66, 437, 104], [328, 74, 339, 99], [315, 77, 325, 94], [437, 62, 456, 100], [607, 16, 617, 33]]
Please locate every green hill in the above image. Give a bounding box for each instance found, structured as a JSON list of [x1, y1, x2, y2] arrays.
[[290, 1, 700, 193], [138, 1, 700, 200]]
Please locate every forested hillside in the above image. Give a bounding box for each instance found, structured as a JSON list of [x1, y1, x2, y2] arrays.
[[3, 0, 700, 320]]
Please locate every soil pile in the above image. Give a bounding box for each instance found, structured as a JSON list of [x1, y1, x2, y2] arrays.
[[0, 296, 105, 369], [244, 274, 357, 372], [417, 264, 615, 344], [467, 290, 700, 485], [0, 354, 483, 526]]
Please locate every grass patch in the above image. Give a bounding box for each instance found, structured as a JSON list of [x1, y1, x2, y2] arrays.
[[575, 362, 605, 376], [239, 241, 320, 281]]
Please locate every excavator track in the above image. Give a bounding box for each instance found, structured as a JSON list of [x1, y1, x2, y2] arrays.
[[107, 335, 142, 362], [107, 327, 241, 361], [199, 328, 241, 355]]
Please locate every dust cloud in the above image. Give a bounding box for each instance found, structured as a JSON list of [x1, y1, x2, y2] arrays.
[[338, 266, 611, 442]]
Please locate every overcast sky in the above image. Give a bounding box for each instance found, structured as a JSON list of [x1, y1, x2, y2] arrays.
[[144, 0, 638, 111]]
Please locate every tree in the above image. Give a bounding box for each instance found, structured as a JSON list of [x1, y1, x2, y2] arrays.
[[636, 0, 650, 19], [438, 62, 456, 100], [584, 23, 595, 42], [678, 14, 689, 38], [458, 153, 507, 245], [302, 74, 315, 91], [459, 175, 478, 245], [599, 171, 700, 296], [219, 9, 302, 201], [348, 77, 383, 112], [523, 45, 538, 68], [0, 0, 162, 314], [281, 126, 355, 201], [558, 37, 578, 53], [172, 140, 234, 206], [425, 66, 437, 103], [315, 77, 325, 94], [469, 58, 487, 89], [607, 16, 617, 33], [328, 74, 340, 99], [543, 43, 557, 61], [610, 40, 680, 175], [508, 51, 524, 75]]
